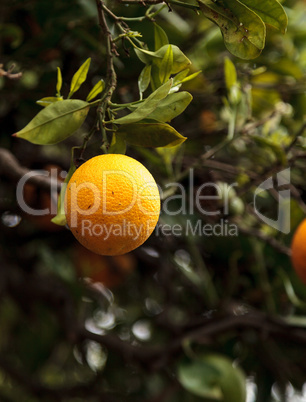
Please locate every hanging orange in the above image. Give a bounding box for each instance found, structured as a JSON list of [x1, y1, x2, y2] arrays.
[[65, 154, 160, 256]]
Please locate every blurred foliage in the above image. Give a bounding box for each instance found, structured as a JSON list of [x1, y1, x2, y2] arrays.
[[0, 0, 306, 401]]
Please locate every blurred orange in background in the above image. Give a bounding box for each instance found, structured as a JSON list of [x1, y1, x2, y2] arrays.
[[73, 243, 136, 288]]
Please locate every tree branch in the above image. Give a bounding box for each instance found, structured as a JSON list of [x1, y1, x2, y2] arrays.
[[96, 0, 118, 101], [119, 0, 200, 10], [79, 308, 306, 373], [95, 0, 118, 150], [0, 148, 61, 192], [0, 63, 22, 80]]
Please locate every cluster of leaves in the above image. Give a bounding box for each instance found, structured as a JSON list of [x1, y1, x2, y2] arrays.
[[13, 24, 195, 149], [12, 0, 289, 148]]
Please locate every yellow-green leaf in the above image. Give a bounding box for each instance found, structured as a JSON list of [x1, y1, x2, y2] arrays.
[[154, 23, 169, 51], [224, 57, 237, 91], [224, 57, 241, 104], [36, 96, 63, 107], [68, 58, 91, 98], [159, 45, 173, 84], [172, 69, 190, 86], [180, 70, 202, 84], [56, 67, 62, 96], [113, 79, 172, 124], [51, 163, 76, 226], [86, 79, 105, 101], [135, 45, 191, 75], [108, 132, 127, 154], [146, 92, 193, 122], [13, 100, 90, 145], [135, 44, 191, 90], [117, 122, 187, 148], [138, 64, 151, 97]]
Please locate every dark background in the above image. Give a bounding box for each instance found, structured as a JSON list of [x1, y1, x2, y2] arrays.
[[1, 0, 306, 401]]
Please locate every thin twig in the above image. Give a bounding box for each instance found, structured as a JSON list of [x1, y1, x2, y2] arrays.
[[96, 1, 118, 97], [285, 121, 306, 154], [0, 63, 22, 80], [95, 0, 118, 150], [237, 224, 291, 256], [119, 0, 200, 10]]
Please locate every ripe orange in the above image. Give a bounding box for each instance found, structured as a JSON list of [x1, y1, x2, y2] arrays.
[[291, 219, 306, 284], [73, 243, 136, 288], [65, 154, 160, 256]]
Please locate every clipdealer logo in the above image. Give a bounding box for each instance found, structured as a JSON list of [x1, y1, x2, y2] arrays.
[[254, 168, 291, 234], [14, 167, 292, 237]]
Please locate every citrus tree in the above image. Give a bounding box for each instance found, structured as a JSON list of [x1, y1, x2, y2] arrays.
[[1, 0, 306, 401]]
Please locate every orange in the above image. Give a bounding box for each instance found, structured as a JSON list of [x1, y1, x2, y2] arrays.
[[291, 218, 306, 284], [65, 154, 160, 256], [73, 243, 136, 287]]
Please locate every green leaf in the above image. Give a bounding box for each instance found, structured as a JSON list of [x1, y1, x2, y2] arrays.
[[138, 64, 151, 97], [0, 23, 23, 48], [252, 134, 287, 164], [117, 122, 187, 148], [198, 0, 266, 59], [180, 70, 202, 84], [224, 57, 241, 104], [135, 45, 191, 74], [36, 96, 63, 107], [159, 45, 174, 84], [160, 45, 191, 74], [239, 0, 288, 34], [68, 58, 91, 98], [134, 44, 191, 91], [146, 92, 193, 122], [171, 70, 202, 93], [279, 269, 306, 310], [178, 357, 222, 399], [205, 354, 246, 402], [172, 69, 190, 86], [156, 143, 183, 167], [177, 354, 246, 402], [86, 79, 105, 101], [171, 69, 197, 93], [150, 63, 163, 92], [224, 57, 237, 91], [154, 23, 169, 51], [221, 0, 265, 49], [113, 79, 172, 124], [56, 67, 62, 96], [51, 163, 76, 226], [108, 132, 127, 154], [13, 100, 90, 145]]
